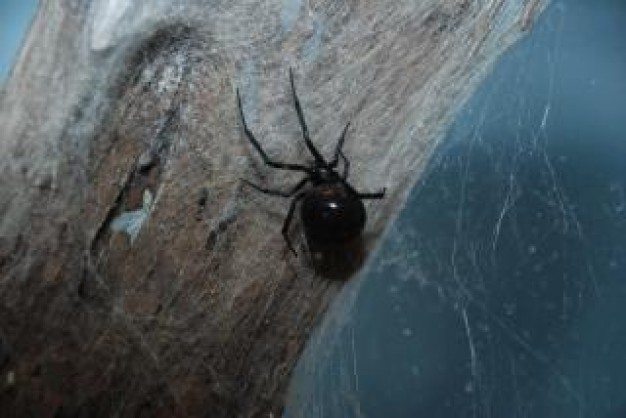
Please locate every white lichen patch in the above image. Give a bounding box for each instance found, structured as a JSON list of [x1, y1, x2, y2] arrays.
[[111, 189, 154, 243]]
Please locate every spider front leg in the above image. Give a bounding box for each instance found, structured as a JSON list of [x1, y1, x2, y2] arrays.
[[337, 150, 350, 180], [329, 122, 351, 179], [241, 177, 308, 198], [289, 68, 327, 165], [237, 89, 310, 173], [329, 122, 350, 167]]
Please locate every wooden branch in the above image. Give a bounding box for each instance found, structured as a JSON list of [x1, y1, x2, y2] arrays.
[[0, 0, 547, 416]]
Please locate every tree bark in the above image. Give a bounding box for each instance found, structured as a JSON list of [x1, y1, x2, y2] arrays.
[[0, 0, 547, 416]]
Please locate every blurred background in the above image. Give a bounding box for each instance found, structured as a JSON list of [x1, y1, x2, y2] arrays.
[[0, 0, 37, 81]]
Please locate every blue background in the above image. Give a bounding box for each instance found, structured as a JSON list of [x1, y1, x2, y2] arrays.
[[0, 0, 37, 81]]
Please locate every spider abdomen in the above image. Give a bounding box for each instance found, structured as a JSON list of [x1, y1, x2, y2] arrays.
[[300, 183, 366, 246]]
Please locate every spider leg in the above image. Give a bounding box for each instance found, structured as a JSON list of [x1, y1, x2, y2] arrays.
[[241, 177, 308, 197], [340, 180, 386, 200], [338, 149, 350, 180], [329, 122, 350, 168], [237, 89, 310, 173], [282, 192, 307, 256], [355, 188, 386, 199], [289, 68, 327, 165]]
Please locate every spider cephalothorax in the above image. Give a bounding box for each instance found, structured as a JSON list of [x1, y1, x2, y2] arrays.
[[237, 69, 385, 255]]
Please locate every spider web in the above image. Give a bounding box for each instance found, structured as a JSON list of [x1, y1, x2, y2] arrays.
[[285, 1, 626, 416]]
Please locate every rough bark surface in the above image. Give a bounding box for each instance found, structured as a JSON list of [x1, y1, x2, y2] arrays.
[[0, 0, 546, 416]]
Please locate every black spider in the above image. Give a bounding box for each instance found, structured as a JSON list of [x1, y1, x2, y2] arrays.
[[237, 69, 385, 256]]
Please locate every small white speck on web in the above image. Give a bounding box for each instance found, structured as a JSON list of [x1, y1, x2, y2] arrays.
[[6, 371, 15, 386], [401, 328, 413, 337]]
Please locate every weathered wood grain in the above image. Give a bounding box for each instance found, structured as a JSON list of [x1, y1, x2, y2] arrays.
[[0, 0, 547, 416]]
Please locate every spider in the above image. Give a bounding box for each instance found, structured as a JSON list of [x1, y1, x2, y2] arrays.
[[237, 68, 385, 256]]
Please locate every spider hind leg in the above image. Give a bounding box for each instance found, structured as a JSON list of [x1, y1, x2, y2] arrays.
[[282, 192, 307, 256]]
